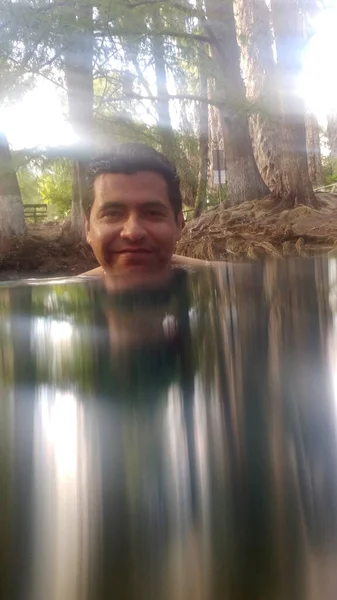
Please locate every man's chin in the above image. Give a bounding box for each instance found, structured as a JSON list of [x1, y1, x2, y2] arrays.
[[103, 263, 172, 292]]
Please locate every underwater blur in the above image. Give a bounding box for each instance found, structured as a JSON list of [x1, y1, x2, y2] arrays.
[[1, 259, 337, 600]]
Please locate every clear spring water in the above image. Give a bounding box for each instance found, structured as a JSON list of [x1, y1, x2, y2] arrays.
[[1, 258, 337, 600]]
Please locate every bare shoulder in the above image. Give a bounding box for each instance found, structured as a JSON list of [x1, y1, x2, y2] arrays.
[[171, 254, 210, 267], [78, 266, 104, 277], [172, 254, 225, 268]]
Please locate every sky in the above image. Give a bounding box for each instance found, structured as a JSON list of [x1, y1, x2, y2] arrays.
[[299, 7, 337, 123], [0, 5, 336, 151]]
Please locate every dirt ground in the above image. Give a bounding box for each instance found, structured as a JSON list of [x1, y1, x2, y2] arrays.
[[1, 192, 337, 281], [0, 222, 98, 281]]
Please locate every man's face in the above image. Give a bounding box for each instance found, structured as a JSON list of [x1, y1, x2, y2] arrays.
[[86, 171, 183, 275]]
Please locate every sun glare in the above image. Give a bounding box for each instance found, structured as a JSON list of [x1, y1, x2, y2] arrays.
[[0, 79, 78, 150], [301, 8, 337, 121], [1, 5, 337, 150]]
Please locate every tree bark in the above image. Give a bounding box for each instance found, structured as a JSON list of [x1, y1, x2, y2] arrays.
[[235, 0, 282, 191], [207, 79, 225, 197], [64, 0, 94, 240], [194, 40, 210, 217], [327, 113, 337, 161], [269, 0, 317, 207], [0, 132, 26, 251], [204, 0, 270, 206], [152, 6, 175, 162], [305, 112, 324, 187]]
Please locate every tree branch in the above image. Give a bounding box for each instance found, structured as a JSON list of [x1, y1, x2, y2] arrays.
[[103, 27, 210, 44], [99, 91, 222, 107], [126, 0, 199, 17]]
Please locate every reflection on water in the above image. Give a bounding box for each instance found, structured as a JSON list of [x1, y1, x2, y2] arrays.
[[1, 259, 337, 599]]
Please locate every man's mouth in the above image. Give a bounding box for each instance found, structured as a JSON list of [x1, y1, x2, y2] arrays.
[[116, 249, 153, 254]]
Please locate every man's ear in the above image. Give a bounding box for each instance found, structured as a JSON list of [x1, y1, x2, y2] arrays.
[[175, 211, 184, 241], [85, 218, 91, 245]]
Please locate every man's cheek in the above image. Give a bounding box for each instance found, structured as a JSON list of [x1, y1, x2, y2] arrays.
[[92, 224, 114, 246]]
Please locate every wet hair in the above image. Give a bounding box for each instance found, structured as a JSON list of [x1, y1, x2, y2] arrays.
[[84, 142, 182, 220]]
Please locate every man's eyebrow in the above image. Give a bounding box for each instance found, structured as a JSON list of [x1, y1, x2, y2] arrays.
[[140, 201, 169, 211], [99, 201, 125, 210], [97, 201, 126, 216], [98, 200, 169, 211]]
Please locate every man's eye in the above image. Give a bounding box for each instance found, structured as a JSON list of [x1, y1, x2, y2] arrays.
[[103, 209, 123, 218], [145, 209, 164, 218]]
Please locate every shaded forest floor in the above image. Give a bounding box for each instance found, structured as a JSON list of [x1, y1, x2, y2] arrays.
[[0, 222, 98, 280], [1, 192, 337, 281]]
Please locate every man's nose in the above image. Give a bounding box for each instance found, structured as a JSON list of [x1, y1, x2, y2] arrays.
[[120, 214, 146, 241]]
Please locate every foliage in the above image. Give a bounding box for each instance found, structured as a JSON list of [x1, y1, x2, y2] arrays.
[[322, 156, 337, 185], [207, 185, 227, 206], [0, 0, 330, 231], [17, 166, 41, 205], [38, 159, 72, 218]]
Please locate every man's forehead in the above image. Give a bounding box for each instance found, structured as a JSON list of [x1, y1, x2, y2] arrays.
[[94, 171, 169, 197]]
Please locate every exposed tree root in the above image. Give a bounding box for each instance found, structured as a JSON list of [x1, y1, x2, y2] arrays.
[[177, 193, 337, 261]]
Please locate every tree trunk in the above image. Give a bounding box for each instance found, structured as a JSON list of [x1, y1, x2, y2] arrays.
[[269, 0, 317, 207], [0, 132, 26, 251], [204, 0, 270, 206], [152, 6, 175, 162], [64, 0, 94, 240], [305, 112, 324, 187], [235, 0, 282, 191], [194, 42, 209, 217], [194, 107, 209, 217], [327, 113, 337, 161], [70, 162, 87, 236], [207, 79, 225, 197]]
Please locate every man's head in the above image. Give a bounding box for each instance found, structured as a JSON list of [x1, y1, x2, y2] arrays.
[[84, 143, 184, 275]]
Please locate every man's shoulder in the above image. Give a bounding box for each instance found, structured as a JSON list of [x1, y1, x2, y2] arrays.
[[79, 266, 104, 277], [171, 254, 211, 268]]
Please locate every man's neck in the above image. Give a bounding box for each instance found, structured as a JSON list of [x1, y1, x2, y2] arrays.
[[79, 254, 211, 278]]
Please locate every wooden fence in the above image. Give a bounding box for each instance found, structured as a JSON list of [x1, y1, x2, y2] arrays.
[[314, 183, 337, 194], [24, 204, 48, 223]]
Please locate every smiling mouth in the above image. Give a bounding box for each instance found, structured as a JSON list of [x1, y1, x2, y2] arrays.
[[117, 249, 153, 254]]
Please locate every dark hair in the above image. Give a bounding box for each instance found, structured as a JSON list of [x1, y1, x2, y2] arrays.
[[84, 143, 182, 219]]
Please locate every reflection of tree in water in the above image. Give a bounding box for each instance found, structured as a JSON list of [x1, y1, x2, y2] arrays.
[[28, 281, 98, 600], [206, 262, 280, 600], [266, 259, 337, 547], [0, 289, 14, 599], [1, 280, 99, 600], [9, 285, 36, 599], [2, 263, 337, 600], [198, 259, 337, 599], [264, 259, 337, 594]]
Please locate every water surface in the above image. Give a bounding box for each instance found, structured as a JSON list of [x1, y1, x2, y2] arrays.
[[1, 259, 337, 600]]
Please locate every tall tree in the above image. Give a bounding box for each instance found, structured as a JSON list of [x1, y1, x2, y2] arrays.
[[305, 112, 324, 187], [204, 0, 270, 205], [64, 0, 94, 240], [269, 0, 317, 207], [207, 78, 225, 198], [0, 132, 26, 251], [327, 113, 337, 162], [235, 0, 282, 191], [151, 5, 175, 162], [194, 11, 210, 217]]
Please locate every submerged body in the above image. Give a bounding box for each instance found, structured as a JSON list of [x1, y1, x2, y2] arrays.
[[1, 258, 337, 599]]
